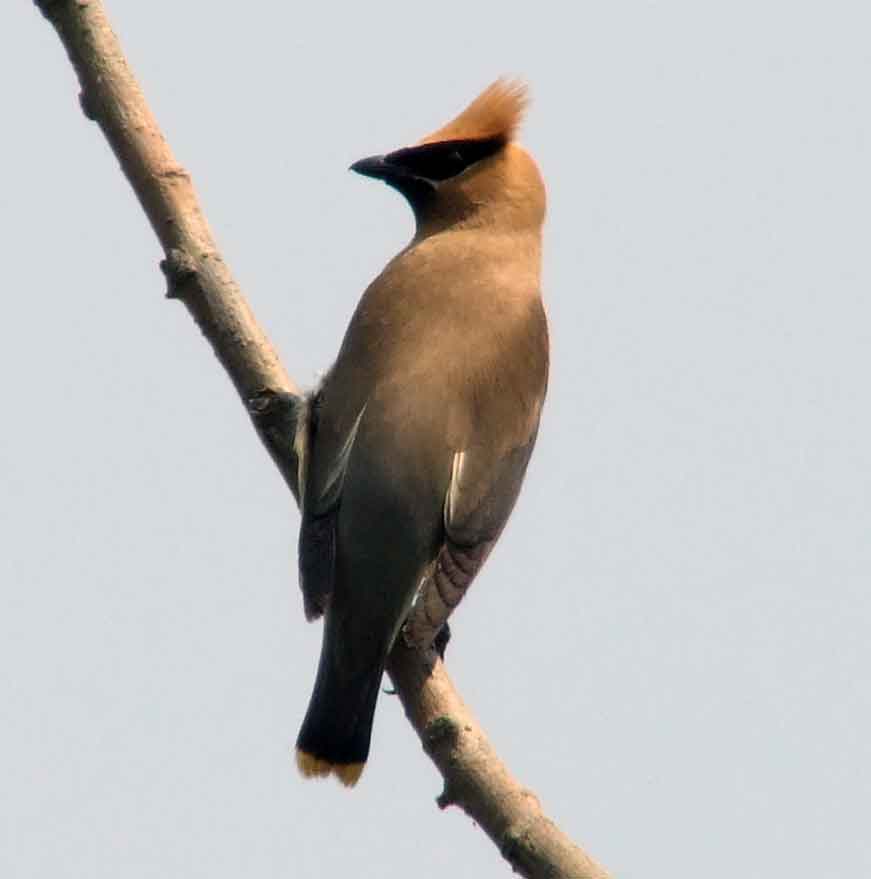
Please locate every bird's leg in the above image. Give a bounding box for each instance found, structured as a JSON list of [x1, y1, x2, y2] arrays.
[[433, 622, 452, 658]]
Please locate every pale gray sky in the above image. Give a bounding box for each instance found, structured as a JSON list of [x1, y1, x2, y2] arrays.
[[3, 2, 869, 876]]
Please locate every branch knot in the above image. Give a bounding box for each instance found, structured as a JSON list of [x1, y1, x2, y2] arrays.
[[423, 715, 461, 754], [160, 248, 198, 299]]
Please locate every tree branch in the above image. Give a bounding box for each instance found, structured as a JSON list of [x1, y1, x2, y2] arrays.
[[35, 2, 609, 876], [35, 0, 303, 501], [388, 644, 610, 878]]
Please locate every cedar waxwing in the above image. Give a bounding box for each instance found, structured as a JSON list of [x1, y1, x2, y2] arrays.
[[295, 79, 549, 786]]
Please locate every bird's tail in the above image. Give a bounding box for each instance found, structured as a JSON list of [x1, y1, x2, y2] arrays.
[[295, 651, 384, 787]]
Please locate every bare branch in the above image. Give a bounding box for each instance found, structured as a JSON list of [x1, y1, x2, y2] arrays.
[[35, 2, 610, 875], [35, 0, 302, 500], [388, 644, 610, 879]]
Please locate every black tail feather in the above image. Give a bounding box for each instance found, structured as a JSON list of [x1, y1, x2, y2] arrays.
[[296, 652, 383, 786]]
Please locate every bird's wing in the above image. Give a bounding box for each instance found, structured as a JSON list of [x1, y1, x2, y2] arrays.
[[403, 432, 538, 648], [298, 400, 366, 621]]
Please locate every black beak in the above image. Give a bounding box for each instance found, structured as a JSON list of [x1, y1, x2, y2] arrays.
[[349, 154, 392, 180], [349, 151, 436, 203]]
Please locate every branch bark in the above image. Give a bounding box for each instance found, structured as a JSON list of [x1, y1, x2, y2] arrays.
[[35, 2, 609, 876], [35, 0, 303, 500], [388, 644, 609, 878]]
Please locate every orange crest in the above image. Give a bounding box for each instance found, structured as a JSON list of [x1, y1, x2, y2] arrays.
[[419, 78, 529, 145]]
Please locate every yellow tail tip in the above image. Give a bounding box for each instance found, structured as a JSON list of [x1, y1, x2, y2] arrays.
[[295, 749, 365, 787]]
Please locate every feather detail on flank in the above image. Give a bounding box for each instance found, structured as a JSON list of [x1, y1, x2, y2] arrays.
[[419, 78, 529, 146], [445, 449, 466, 525], [319, 404, 367, 509]]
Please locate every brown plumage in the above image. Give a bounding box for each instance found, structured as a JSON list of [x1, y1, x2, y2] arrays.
[[295, 79, 549, 786]]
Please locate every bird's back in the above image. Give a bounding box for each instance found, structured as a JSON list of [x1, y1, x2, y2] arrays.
[[320, 226, 547, 460]]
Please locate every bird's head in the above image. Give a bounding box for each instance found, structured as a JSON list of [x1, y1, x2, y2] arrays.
[[351, 79, 545, 235]]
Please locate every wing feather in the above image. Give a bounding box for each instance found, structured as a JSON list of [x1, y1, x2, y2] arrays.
[[404, 434, 538, 647]]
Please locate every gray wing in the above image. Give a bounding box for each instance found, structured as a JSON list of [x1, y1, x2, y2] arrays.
[[297, 395, 366, 621], [403, 433, 538, 648]]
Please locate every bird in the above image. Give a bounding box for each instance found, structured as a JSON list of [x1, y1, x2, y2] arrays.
[[294, 78, 549, 787]]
